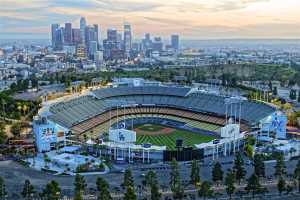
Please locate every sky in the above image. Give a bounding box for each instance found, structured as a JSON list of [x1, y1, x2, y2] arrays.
[[1, 0, 300, 40]]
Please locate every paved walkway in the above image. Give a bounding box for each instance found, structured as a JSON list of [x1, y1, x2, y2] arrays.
[[25, 152, 109, 176]]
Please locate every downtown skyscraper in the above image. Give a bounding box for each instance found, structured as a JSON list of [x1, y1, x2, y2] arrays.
[[72, 28, 81, 45], [171, 34, 179, 50], [80, 17, 87, 44], [103, 28, 118, 60], [51, 24, 59, 47], [64, 23, 73, 45], [50, 17, 100, 60], [85, 25, 99, 59], [123, 23, 132, 59], [51, 24, 64, 50]]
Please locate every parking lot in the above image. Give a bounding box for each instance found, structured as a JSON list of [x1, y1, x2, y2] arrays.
[[0, 157, 299, 199]]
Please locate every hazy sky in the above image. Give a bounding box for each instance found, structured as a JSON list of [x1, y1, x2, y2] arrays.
[[1, 0, 300, 40]]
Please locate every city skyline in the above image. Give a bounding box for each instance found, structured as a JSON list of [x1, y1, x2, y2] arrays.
[[1, 0, 300, 40]]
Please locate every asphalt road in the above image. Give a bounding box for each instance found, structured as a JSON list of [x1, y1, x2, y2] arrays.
[[0, 157, 299, 199]]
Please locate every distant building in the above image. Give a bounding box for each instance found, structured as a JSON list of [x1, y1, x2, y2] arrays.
[[151, 51, 160, 58], [123, 23, 132, 58], [64, 23, 72, 45], [171, 34, 179, 50], [107, 28, 117, 41], [82, 63, 96, 70], [117, 33, 123, 49], [44, 55, 59, 62], [88, 41, 98, 60], [95, 50, 104, 63], [51, 24, 60, 47], [142, 33, 152, 53], [112, 78, 160, 87], [93, 24, 99, 44], [103, 28, 124, 60], [76, 44, 86, 59], [63, 45, 76, 55], [72, 28, 81, 45], [53, 27, 64, 51], [152, 37, 163, 52], [80, 17, 87, 44], [85, 25, 98, 54], [131, 42, 141, 52], [174, 75, 187, 82], [0, 49, 4, 57]]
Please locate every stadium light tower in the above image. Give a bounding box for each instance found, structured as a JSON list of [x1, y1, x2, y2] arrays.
[[224, 97, 243, 126]]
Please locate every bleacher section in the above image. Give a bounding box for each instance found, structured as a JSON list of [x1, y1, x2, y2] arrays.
[[70, 107, 249, 135], [92, 86, 191, 99], [77, 113, 221, 139], [48, 96, 109, 128], [45, 86, 276, 135]]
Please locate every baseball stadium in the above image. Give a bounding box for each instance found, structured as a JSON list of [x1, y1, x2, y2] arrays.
[[35, 85, 276, 153]]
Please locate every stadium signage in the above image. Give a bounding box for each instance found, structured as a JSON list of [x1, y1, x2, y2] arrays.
[[221, 124, 240, 138], [109, 128, 136, 143], [261, 112, 287, 139]]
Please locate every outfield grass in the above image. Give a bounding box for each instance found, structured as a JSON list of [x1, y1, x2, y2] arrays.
[[135, 125, 216, 150], [134, 124, 165, 132]]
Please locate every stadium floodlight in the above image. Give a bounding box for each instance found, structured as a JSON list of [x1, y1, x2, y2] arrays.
[[225, 97, 244, 104], [225, 97, 243, 125]]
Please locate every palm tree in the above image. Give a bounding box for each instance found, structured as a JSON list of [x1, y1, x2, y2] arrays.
[[41, 180, 61, 200], [294, 159, 300, 193], [21, 179, 35, 199], [32, 156, 36, 167], [0, 176, 7, 199], [1, 98, 6, 118], [198, 181, 214, 200], [17, 102, 23, 114], [22, 104, 28, 115], [44, 154, 50, 169], [289, 148, 297, 158]]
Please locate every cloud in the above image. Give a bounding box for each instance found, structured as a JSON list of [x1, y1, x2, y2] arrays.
[[183, 22, 300, 39], [0, 0, 79, 33], [240, 23, 300, 37], [143, 17, 190, 27], [94, 0, 162, 12], [0, 0, 162, 32], [49, 0, 98, 8], [207, 0, 271, 12], [47, 0, 163, 13], [0, 0, 299, 39]]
